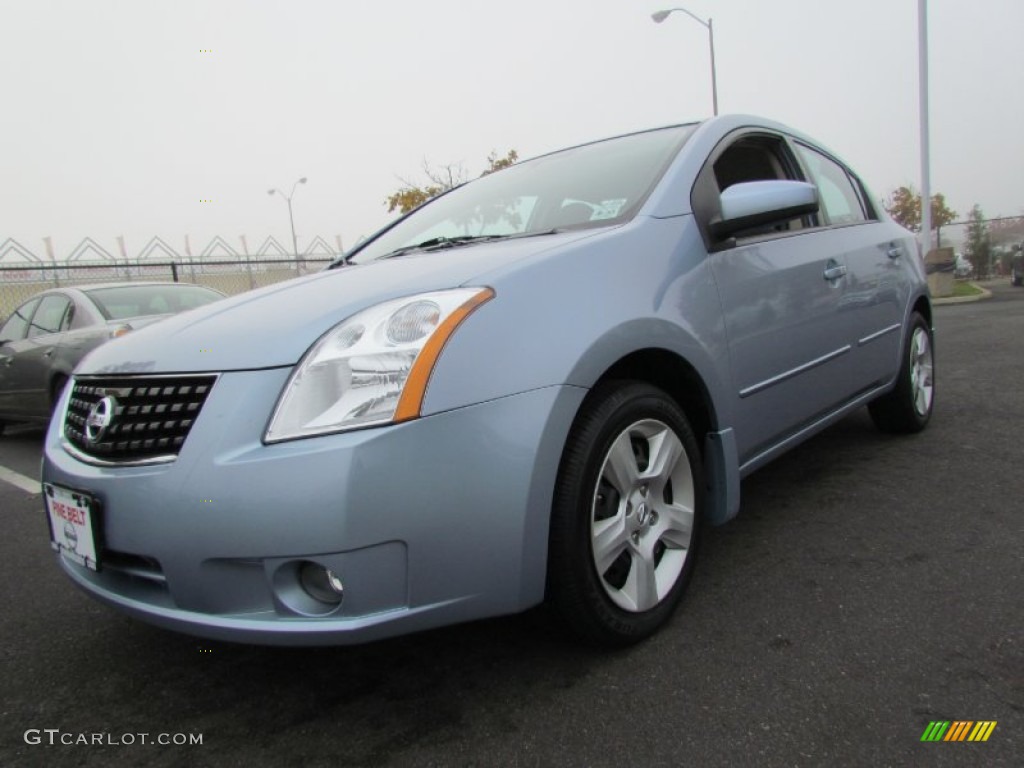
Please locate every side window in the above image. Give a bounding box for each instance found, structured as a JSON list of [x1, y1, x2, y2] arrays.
[[28, 295, 72, 337], [795, 144, 868, 226], [714, 140, 789, 190], [711, 135, 807, 236], [0, 297, 42, 342]]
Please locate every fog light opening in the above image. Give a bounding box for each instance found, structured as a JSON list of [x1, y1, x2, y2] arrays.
[[299, 562, 345, 606]]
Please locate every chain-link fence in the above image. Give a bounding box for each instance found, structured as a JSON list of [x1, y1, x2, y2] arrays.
[[933, 215, 1024, 280], [0, 256, 333, 320]]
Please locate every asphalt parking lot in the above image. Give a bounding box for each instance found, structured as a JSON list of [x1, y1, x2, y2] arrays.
[[1, 282, 1021, 767]]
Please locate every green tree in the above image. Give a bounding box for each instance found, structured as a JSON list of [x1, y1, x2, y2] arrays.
[[884, 186, 957, 233], [963, 204, 991, 279], [385, 150, 519, 215]]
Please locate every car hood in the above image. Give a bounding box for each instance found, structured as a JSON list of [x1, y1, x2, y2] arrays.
[[77, 231, 593, 375]]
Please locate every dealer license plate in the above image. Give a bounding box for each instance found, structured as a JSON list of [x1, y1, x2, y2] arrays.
[[44, 484, 100, 571]]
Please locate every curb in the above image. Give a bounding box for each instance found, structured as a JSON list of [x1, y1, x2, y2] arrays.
[[933, 283, 992, 306]]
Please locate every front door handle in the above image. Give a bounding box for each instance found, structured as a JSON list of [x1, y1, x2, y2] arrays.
[[823, 261, 847, 281]]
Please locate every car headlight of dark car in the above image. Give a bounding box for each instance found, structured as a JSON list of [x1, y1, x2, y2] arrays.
[[264, 287, 494, 442]]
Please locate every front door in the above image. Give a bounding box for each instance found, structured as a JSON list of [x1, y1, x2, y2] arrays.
[[711, 231, 853, 462]]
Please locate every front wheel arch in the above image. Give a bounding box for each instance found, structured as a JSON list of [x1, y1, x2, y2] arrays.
[[547, 380, 704, 646], [595, 348, 718, 454], [589, 348, 739, 524]]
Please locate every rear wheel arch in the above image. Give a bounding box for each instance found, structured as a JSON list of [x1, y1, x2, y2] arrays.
[[869, 311, 934, 433], [912, 295, 932, 329]]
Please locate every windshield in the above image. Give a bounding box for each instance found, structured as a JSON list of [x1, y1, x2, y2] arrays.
[[347, 124, 696, 264], [85, 285, 223, 320]]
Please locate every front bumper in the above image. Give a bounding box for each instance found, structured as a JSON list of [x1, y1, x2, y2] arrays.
[[42, 368, 585, 645]]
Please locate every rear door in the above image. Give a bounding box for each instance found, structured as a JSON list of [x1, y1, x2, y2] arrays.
[[2, 294, 73, 417], [0, 296, 43, 416], [792, 142, 910, 389]]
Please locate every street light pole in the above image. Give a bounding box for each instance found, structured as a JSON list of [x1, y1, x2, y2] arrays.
[[707, 17, 718, 117], [918, 0, 932, 258], [652, 7, 718, 116], [285, 195, 298, 261], [268, 177, 307, 267]]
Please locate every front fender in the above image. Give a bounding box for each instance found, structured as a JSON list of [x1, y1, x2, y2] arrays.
[[561, 317, 732, 429], [422, 216, 732, 424]]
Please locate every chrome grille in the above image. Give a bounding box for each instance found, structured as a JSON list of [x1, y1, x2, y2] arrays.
[[64, 375, 217, 463]]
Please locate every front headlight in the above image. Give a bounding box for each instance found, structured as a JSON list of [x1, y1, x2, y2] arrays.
[[264, 287, 494, 442]]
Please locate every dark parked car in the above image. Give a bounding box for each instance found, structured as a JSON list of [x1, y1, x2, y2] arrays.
[[1012, 245, 1023, 287], [0, 282, 223, 432]]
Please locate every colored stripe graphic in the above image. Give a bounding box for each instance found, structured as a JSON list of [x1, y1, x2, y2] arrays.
[[921, 720, 997, 742], [944, 721, 972, 741], [968, 722, 997, 742]]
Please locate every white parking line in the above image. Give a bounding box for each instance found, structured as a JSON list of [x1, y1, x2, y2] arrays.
[[0, 465, 40, 495]]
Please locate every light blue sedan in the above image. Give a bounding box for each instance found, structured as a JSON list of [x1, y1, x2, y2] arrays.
[[42, 115, 933, 647]]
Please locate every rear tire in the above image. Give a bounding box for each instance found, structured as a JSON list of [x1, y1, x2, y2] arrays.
[[547, 381, 703, 647], [868, 313, 934, 433]]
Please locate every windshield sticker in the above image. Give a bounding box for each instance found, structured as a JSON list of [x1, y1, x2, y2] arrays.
[[593, 199, 627, 220]]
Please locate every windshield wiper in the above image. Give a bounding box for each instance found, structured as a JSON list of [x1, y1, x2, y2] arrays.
[[336, 229, 563, 267], [376, 235, 510, 260]]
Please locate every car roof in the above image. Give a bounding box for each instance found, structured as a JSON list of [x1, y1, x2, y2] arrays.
[[33, 282, 224, 298], [77, 281, 216, 292]]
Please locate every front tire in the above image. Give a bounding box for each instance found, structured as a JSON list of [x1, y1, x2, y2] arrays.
[[868, 312, 934, 433], [547, 381, 703, 647]]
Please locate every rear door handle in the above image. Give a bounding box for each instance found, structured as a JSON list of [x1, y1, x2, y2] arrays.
[[823, 262, 847, 281]]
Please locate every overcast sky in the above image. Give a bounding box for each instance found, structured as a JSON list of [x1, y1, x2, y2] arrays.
[[2, 0, 1022, 261]]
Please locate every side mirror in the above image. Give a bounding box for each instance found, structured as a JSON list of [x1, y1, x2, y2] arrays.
[[710, 180, 819, 241], [1014, 244, 1022, 252]]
